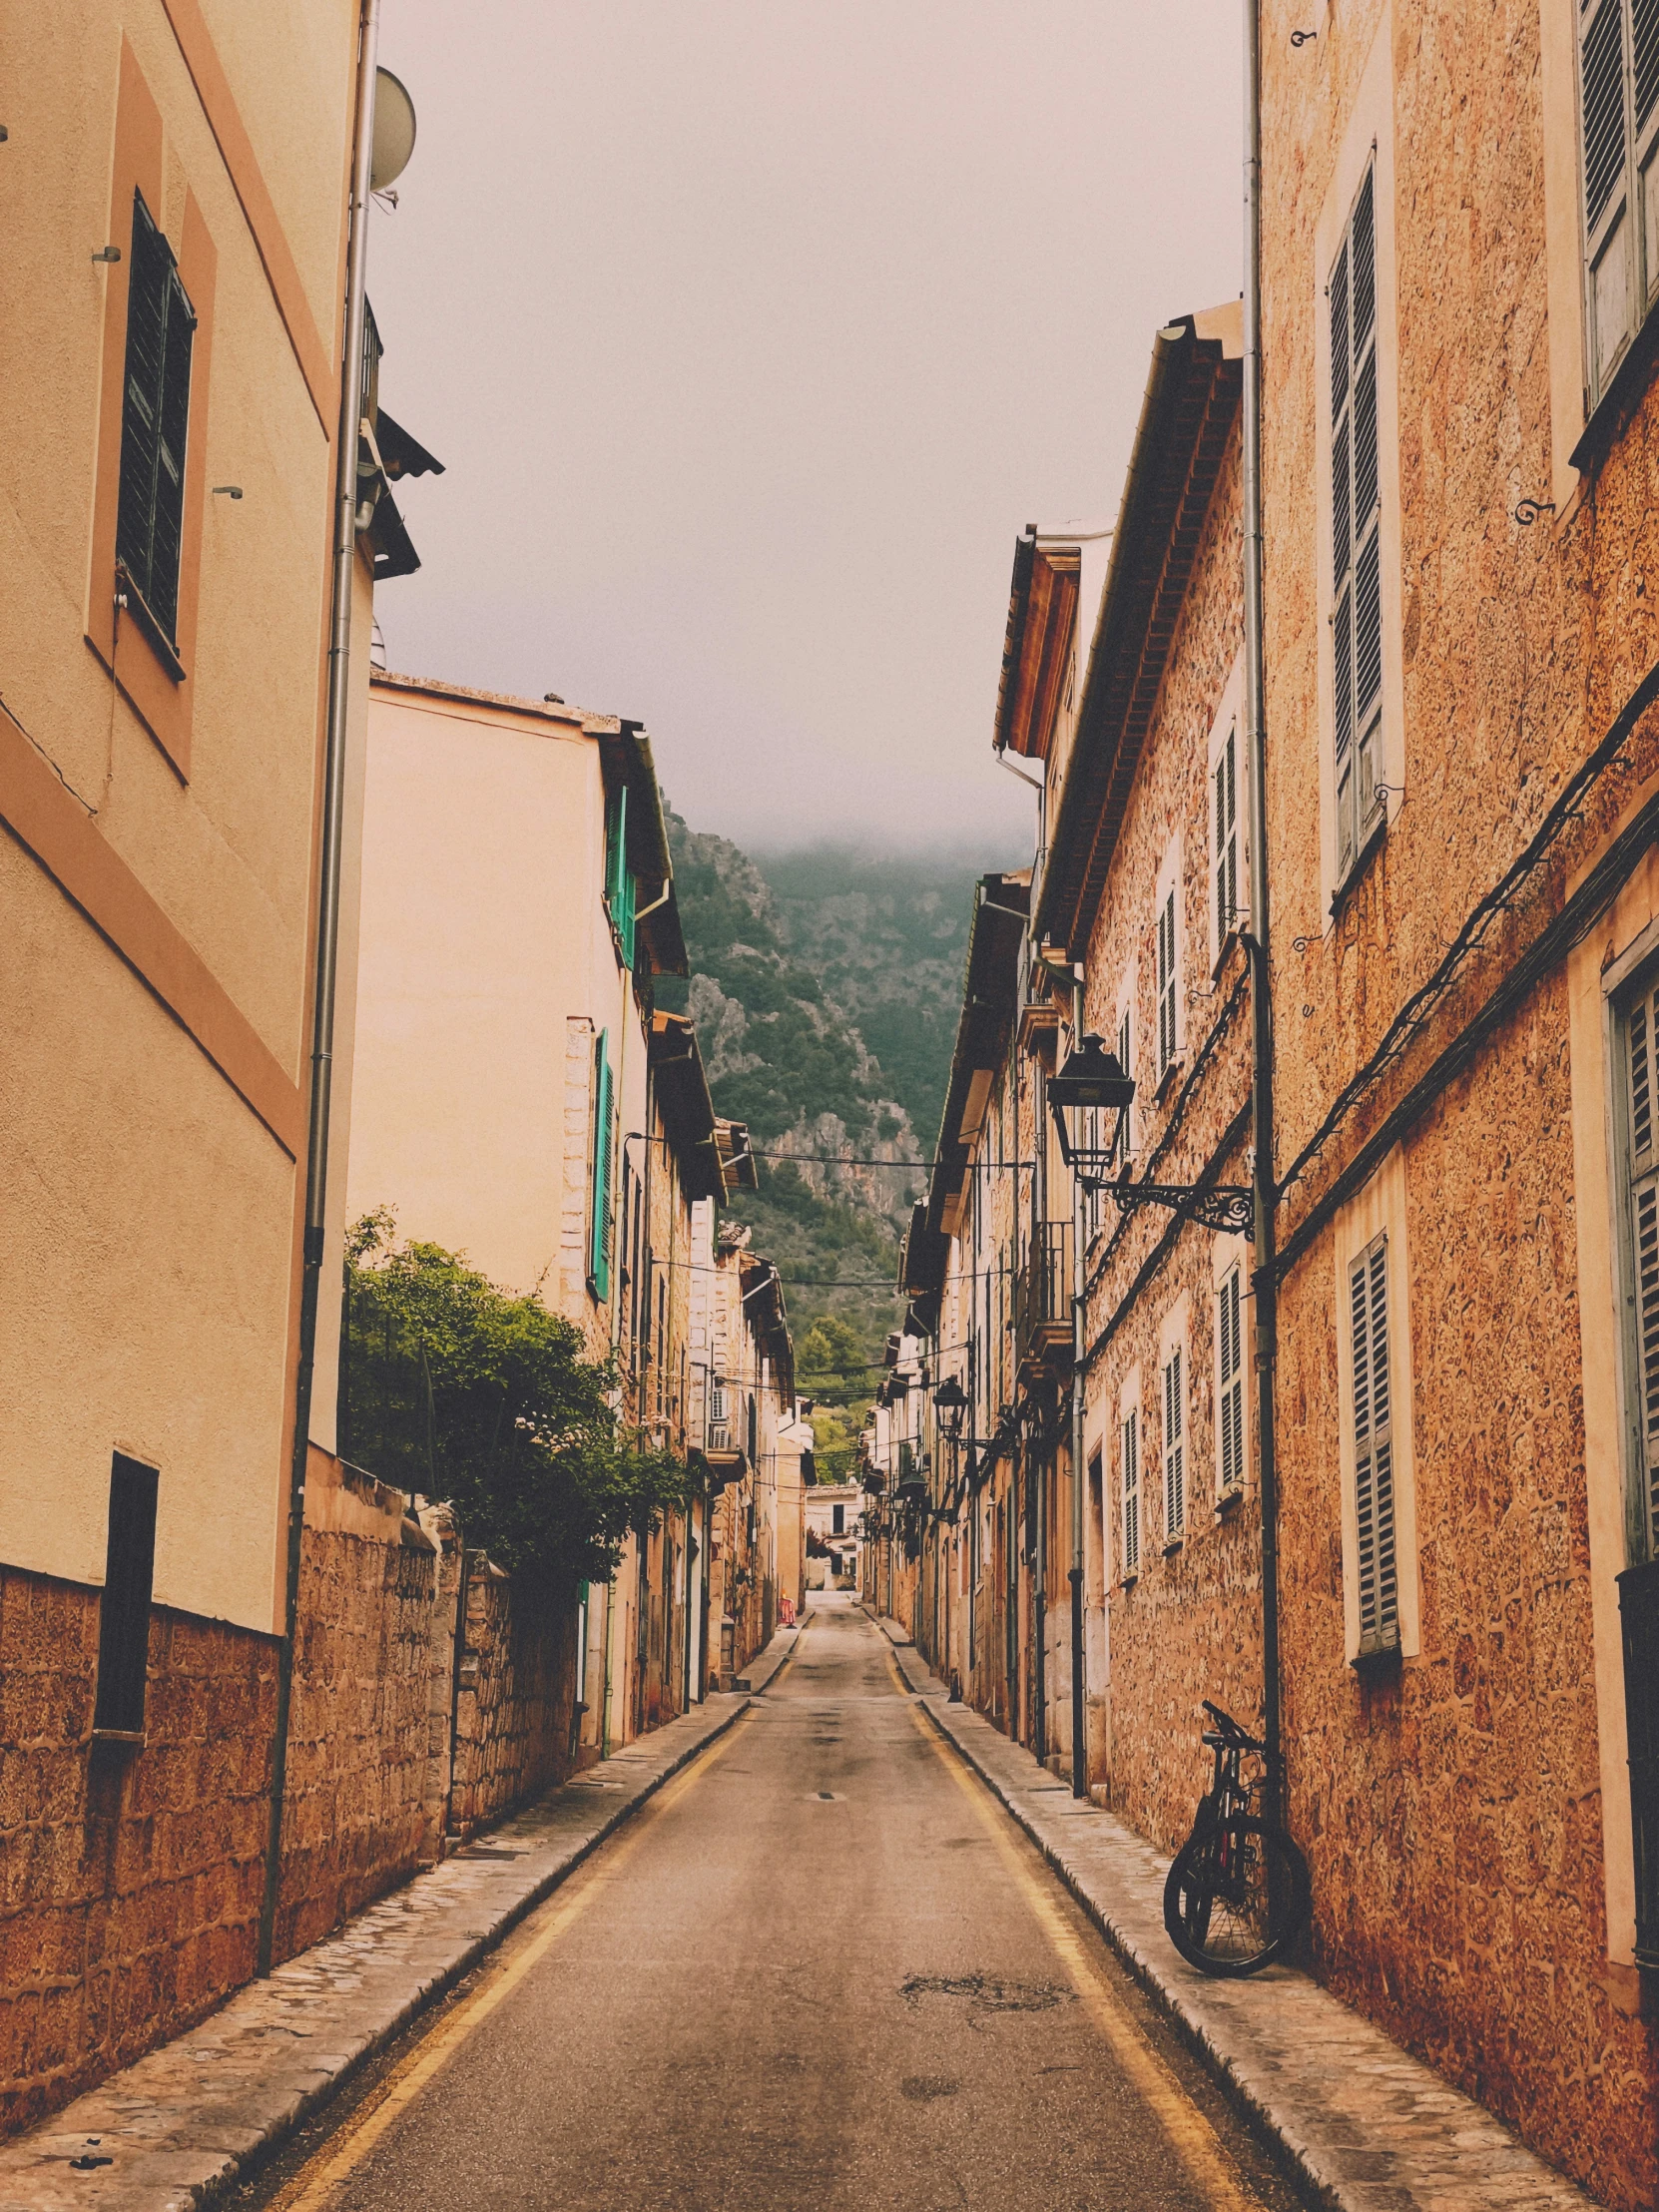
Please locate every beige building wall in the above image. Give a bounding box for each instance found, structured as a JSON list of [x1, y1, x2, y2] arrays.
[[346, 678, 630, 1314], [0, 0, 357, 1636]]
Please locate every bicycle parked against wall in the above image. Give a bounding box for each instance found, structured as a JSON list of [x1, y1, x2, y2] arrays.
[[1163, 1701, 1310, 1977]]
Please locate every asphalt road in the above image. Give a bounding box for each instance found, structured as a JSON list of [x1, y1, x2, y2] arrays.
[[251, 1598, 1300, 2212]]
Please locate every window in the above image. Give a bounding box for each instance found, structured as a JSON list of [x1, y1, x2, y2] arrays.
[[1111, 995, 1135, 1167], [588, 1031, 616, 1302], [604, 783, 637, 967], [1349, 1233, 1400, 1657], [94, 1453, 160, 1736], [1162, 1341, 1186, 1540], [116, 191, 196, 648], [1579, 0, 1659, 408], [1156, 885, 1179, 1083], [1121, 1406, 1140, 1577], [1213, 719, 1242, 956], [1331, 164, 1383, 885], [1217, 1263, 1246, 1497], [832, 1502, 845, 1536], [1622, 975, 1659, 1559]]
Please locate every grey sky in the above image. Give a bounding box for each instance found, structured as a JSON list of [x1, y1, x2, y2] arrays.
[[370, 3, 1244, 854]]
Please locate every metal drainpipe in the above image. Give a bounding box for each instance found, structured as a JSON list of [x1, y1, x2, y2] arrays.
[[1242, 0, 1283, 1826], [1069, 981, 1087, 1796], [257, 0, 380, 1979]]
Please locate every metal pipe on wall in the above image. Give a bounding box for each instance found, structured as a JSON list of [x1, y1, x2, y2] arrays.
[[1241, 0, 1283, 1822], [1069, 983, 1087, 1796], [258, 0, 381, 1979]]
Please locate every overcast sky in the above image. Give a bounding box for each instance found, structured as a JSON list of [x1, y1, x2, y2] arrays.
[[369, 3, 1244, 855]]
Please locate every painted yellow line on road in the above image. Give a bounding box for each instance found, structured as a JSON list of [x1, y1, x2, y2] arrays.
[[266, 1719, 750, 2212], [891, 1658, 1261, 2212]]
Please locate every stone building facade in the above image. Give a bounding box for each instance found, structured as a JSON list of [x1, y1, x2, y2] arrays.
[[1254, 3, 1659, 2202]]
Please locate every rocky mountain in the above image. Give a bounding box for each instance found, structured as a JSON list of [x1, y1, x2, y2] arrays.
[[657, 812, 983, 1417]]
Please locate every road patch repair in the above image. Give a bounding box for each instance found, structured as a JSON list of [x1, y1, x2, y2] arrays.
[[0, 1624, 807, 2212], [879, 1623, 1596, 2212]]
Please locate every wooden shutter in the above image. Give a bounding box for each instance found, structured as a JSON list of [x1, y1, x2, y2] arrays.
[[1112, 1006, 1133, 1165], [1350, 1235, 1400, 1655], [115, 192, 195, 643], [1122, 1408, 1139, 1575], [1163, 1344, 1185, 1537], [605, 783, 637, 966], [1218, 1264, 1245, 1495], [589, 1031, 615, 1302], [1331, 166, 1382, 885], [1626, 980, 1659, 1557], [1157, 889, 1177, 1079], [1213, 722, 1240, 956], [94, 1453, 160, 1735], [1579, 0, 1659, 408]]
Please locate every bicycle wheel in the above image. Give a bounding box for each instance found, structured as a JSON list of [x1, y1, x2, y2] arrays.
[[1163, 1816, 1310, 1977]]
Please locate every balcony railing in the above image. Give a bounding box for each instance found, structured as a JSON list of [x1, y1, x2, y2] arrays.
[[1015, 1222, 1074, 1373]]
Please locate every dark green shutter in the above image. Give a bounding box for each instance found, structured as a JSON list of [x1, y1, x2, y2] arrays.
[[115, 191, 195, 644], [589, 1031, 615, 1302], [605, 784, 638, 968]]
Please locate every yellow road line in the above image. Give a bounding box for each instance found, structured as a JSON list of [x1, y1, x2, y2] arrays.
[[889, 1653, 1260, 2212], [267, 1719, 750, 2212]]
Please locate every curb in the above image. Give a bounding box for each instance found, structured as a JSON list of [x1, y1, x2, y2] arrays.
[[893, 1641, 1595, 2212], [0, 1686, 765, 2212]]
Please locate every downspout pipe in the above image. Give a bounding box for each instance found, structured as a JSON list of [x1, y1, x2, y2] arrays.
[[1069, 978, 1087, 1798], [259, 0, 381, 1979], [1242, 0, 1283, 1827]]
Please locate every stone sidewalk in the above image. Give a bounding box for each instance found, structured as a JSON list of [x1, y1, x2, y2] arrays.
[[0, 1621, 806, 2212], [880, 1624, 1597, 2212]]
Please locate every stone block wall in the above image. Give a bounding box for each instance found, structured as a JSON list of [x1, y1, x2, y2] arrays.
[[448, 1559, 578, 1836], [272, 1519, 439, 1962], [1276, 990, 1659, 2211], [0, 1568, 274, 2136]]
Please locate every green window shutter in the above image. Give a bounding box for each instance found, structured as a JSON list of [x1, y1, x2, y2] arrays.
[[115, 191, 195, 643], [588, 1031, 616, 1302]]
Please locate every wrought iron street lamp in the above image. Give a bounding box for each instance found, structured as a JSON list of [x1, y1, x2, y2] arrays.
[[932, 1375, 967, 1443], [1047, 1034, 1253, 1235]]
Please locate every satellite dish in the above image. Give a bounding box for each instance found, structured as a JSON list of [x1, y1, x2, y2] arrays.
[[370, 68, 416, 193]]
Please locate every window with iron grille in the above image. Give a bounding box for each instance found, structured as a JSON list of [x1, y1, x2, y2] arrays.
[[1156, 885, 1178, 1083], [1217, 1263, 1246, 1496], [1162, 1341, 1185, 1540], [1620, 970, 1659, 1563], [1579, 0, 1659, 409], [116, 191, 196, 648], [94, 1453, 159, 1736], [1330, 163, 1383, 886], [1349, 1232, 1400, 1658], [1121, 1406, 1140, 1577]]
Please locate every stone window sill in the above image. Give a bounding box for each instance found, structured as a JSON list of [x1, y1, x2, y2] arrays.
[[1570, 305, 1659, 478], [1214, 1487, 1244, 1519], [1163, 1536, 1185, 1557]]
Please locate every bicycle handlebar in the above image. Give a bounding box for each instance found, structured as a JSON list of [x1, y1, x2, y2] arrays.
[[1201, 1699, 1268, 1753]]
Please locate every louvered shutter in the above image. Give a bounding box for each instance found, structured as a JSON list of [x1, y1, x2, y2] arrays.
[[588, 1031, 616, 1302], [1164, 1346, 1185, 1537], [1122, 1409, 1139, 1576], [1350, 1235, 1400, 1655], [1213, 722, 1240, 956], [115, 192, 196, 645], [1581, 0, 1659, 406], [1218, 1265, 1245, 1496], [1331, 167, 1382, 885], [1113, 1007, 1133, 1165], [1626, 982, 1659, 1557], [604, 785, 637, 966], [1157, 889, 1177, 1079]]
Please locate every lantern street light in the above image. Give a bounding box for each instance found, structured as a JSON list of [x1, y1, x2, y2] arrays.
[[1047, 1034, 1254, 1235], [932, 1375, 968, 1443]]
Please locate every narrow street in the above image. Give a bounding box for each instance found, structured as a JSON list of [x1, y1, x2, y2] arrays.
[[247, 1600, 1294, 2212]]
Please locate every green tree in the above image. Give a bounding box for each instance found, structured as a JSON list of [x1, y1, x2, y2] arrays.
[[340, 1212, 685, 1590]]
